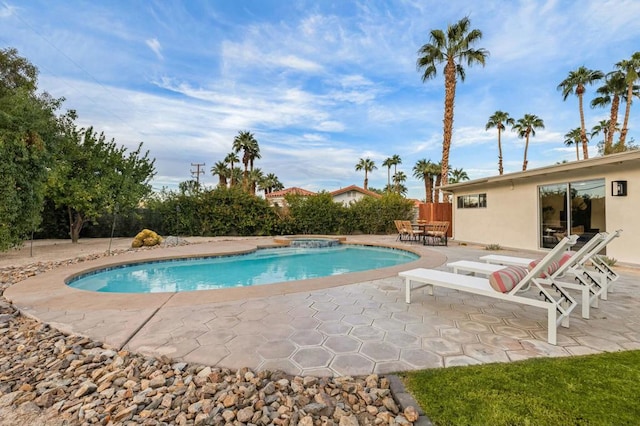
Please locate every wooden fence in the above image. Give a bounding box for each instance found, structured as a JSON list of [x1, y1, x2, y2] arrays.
[[418, 202, 453, 237]]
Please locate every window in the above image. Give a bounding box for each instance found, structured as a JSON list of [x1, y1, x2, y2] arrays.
[[538, 179, 605, 249], [457, 193, 487, 209]]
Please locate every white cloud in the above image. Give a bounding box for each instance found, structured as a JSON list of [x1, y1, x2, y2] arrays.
[[145, 38, 163, 60]]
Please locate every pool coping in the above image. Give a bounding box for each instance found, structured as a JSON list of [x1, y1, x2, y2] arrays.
[[4, 237, 445, 349]]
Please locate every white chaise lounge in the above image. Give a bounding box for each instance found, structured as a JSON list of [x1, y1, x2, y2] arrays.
[[448, 233, 613, 320], [399, 235, 579, 345]]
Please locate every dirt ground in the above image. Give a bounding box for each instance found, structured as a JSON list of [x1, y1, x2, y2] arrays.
[[0, 236, 225, 268]]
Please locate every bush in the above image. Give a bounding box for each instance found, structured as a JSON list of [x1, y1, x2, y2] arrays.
[[132, 229, 163, 247]]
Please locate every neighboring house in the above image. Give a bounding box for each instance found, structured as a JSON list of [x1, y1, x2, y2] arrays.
[[330, 185, 382, 206], [265, 187, 316, 207], [440, 150, 640, 265]]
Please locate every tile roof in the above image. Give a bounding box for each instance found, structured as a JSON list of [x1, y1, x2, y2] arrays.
[[265, 187, 317, 198], [329, 185, 382, 198]]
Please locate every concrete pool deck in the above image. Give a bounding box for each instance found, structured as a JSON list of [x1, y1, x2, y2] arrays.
[[4, 235, 640, 377]]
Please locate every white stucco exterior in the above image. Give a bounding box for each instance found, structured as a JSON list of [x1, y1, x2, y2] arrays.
[[442, 151, 640, 265]]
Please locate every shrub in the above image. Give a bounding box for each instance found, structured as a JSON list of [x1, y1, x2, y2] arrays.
[[132, 229, 163, 247], [485, 243, 502, 251]]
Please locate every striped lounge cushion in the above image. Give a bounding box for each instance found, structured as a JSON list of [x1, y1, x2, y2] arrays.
[[489, 266, 528, 293], [528, 252, 573, 278]]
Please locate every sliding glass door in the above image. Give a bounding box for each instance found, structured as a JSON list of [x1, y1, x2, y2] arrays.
[[538, 179, 605, 249]]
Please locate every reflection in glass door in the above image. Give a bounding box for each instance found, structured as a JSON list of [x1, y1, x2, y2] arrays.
[[538, 179, 605, 249]]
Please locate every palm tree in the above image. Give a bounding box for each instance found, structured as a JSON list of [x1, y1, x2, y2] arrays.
[[355, 158, 377, 190], [413, 159, 434, 202], [258, 172, 283, 195], [229, 167, 243, 187], [564, 128, 582, 161], [557, 66, 604, 160], [615, 52, 640, 148], [591, 72, 627, 154], [485, 111, 515, 175], [512, 114, 545, 171], [224, 152, 240, 186], [448, 167, 469, 184], [247, 168, 264, 196], [392, 171, 408, 196], [210, 161, 230, 187], [417, 17, 488, 188], [232, 130, 260, 190], [389, 154, 402, 189], [382, 157, 394, 190]]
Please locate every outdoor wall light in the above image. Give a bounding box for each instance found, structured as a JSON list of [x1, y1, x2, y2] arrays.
[[611, 180, 627, 197]]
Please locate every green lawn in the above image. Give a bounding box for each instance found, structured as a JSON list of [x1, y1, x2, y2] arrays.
[[400, 350, 640, 425]]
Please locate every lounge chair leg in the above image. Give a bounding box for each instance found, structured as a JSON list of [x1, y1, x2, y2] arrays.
[[580, 287, 590, 319], [405, 278, 411, 303], [547, 306, 557, 345]]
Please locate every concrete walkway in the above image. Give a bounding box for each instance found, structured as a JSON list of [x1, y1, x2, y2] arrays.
[[6, 236, 640, 377]]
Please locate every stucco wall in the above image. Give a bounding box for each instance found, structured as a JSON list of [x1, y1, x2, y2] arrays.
[[451, 162, 640, 265]]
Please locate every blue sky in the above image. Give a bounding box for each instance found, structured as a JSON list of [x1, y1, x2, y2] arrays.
[[2, 0, 639, 199]]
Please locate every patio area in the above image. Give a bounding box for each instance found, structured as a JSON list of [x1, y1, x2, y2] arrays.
[[5, 235, 640, 377]]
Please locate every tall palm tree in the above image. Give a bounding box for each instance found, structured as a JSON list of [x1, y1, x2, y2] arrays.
[[355, 158, 377, 190], [564, 127, 582, 161], [615, 52, 640, 148], [247, 168, 264, 196], [224, 152, 239, 186], [591, 120, 612, 147], [382, 157, 393, 190], [388, 154, 402, 192], [591, 72, 627, 154], [485, 110, 515, 175], [417, 17, 488, 189], [392, 171, 408, 196], [229, 167, 243, 187], [210, 161, 230, 187], [448, 167, 469, 184], [232, 130, 260, 190], [557, 66, 604, 160], [413, 159, 435, 202], [512, 114, 545, 171]]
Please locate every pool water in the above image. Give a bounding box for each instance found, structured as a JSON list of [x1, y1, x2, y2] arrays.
[[67, 245, 418, 293]]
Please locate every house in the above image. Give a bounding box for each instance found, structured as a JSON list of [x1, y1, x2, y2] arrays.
[[265, 187, 316, 207], [440, 150, 640, 265], [330, 185, 382, 206]]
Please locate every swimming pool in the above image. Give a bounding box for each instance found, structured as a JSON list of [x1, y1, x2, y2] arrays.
[[67, 244, 419, 293]]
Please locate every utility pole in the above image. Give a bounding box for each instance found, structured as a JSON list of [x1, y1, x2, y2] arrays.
[[191, 162, 205, 186]]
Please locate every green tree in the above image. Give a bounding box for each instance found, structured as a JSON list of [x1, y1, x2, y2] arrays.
[[564, 128, 582, 161], [0, 48, 63, 251], [417, 17, 488, 188], [485, 110, 514, 175], [614, 52, 640, 148], [211, 160, 230, 187], [413, 159, 438, 203], [591, 71, 627, 154], [224, 152, 239, 186], [355, 157, 377, 190], [232, 130, 260, 191], [47, 125, 155, 242], [382, 157, 395, 190], [590, 120, 617, 150], [392, 170, 407, 195], [557, 66, 604, 159], [512, 114, 545, 171], [449, 167, 469, 183], [247, 167, 264, 196]]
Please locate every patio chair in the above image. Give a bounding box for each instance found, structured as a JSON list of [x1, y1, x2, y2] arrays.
[[399, 235, 579, 345], [394, 220, 408, 241], [424, 221, 449, 246], [402, 220, 425, 243]]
